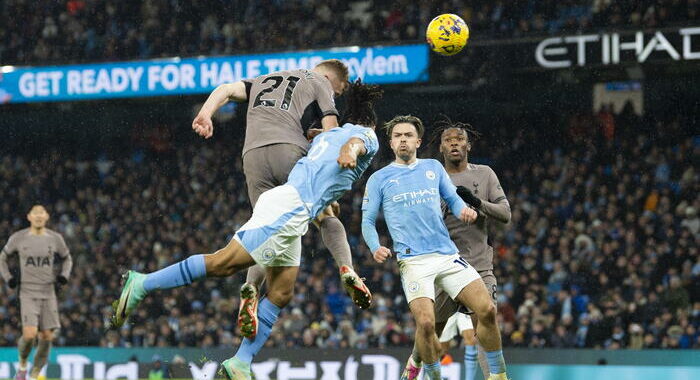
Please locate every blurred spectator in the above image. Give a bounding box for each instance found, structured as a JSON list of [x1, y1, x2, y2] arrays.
[[1, 0, 698, 66]]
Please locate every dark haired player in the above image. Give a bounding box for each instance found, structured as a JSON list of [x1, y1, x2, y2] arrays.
[[1, 205, 72, 380]]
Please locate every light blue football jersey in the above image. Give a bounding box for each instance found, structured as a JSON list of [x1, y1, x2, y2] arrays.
[[287, 123, 379, 218], [361, 159, 468, 259]]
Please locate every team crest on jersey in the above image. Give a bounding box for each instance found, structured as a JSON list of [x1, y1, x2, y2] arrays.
[[262, 248, 275, 261], [426, 170, 436, 180], [407, 281, 420, 293]]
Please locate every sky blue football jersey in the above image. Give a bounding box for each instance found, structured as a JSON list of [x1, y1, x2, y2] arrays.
[[362, 159, 468, 259], [287, 123, 379, 218]]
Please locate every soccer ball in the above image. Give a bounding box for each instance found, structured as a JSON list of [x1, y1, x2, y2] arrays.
[[426, 14, 470, 56]]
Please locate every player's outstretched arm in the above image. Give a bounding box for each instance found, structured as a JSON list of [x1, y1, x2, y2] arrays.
[[337, 137, 367, 169], [192, 81, 248, 139]]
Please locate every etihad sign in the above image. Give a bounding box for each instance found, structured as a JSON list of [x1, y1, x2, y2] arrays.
[[536, 27, 700, 68]]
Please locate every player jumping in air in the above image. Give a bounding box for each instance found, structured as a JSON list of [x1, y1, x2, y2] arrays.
[[362, 116, 510, 380], [402, 120, 512, 380], [192, 59, 371, 339], [1, 205, 72, 380], [111, 80, 383, 380]]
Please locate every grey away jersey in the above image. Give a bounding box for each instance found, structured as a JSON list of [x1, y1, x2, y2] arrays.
[[445, 164, 509, 272], [0, 228, 72, 298], [242, 69, 338, 156]]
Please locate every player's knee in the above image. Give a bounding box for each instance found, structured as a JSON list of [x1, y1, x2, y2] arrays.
[[23, 331, 37, 340], [417, 318, 436, 336], [476, 302, 496, 324], [207, 248, 243, 276], [464, 332, 477, 346], [40, 331, 54, 341], [267, 288, 293, 307], [438, 343, 449, 358]]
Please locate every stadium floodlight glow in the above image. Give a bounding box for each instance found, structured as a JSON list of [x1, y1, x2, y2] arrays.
[[1, 66, 15, 73]]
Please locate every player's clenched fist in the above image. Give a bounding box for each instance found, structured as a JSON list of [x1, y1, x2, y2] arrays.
[[337, 152, 357, 169], [460, 207, 478, 224], [373, 246, 393, 263], [192, 114, 214, 139]]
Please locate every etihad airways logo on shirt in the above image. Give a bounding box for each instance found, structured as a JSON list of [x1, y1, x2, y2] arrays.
[[392, 188, 438, 206]]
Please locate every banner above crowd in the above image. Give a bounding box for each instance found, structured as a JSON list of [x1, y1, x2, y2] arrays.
[[0, 44, 429, 104], [535, 26, 700, 68]]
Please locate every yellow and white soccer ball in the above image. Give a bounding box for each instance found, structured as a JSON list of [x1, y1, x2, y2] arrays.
[[426, 14, 470, 56]]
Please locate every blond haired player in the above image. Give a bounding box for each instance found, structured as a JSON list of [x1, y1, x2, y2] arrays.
[[191, 59, 371, 338]]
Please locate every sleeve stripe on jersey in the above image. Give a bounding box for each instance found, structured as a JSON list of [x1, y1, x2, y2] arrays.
[[493, 196, 507, 203]]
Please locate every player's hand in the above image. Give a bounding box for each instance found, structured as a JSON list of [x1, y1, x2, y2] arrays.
[[460, 207, 478, 224], [307, 128, 323, 141], [7, 277, 17, 289], [337, 151, 357, 169], [456, 186, 482, 208], [56, 275, 68, 286], [192, 113, 214, 139], [373, 247, 393, 264]]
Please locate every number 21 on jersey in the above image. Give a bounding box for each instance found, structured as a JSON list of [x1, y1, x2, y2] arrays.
[[253, 75, 300, 110]]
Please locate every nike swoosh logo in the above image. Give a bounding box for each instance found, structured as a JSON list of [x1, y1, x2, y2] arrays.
[[120, 286, 131, 320]]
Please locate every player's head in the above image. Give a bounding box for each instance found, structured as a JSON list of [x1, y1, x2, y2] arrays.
[[435, 118, 480, 165], [27, 204, 49, 229], [341, 79, 383, 129], [384, 115, 424, 163], [314, 59, 350, 97]]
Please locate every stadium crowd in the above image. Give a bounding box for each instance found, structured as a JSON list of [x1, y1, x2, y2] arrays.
[[1, 0, 698, 65], [0, 105, 698, 351]]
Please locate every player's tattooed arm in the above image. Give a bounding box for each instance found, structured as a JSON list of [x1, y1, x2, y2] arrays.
[[337, 137, 367, 169], [192, 81, 248, 139]]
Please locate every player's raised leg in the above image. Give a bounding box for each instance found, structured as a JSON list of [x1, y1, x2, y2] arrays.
[[221, 265, 298, 380], [111, 238, 256, 328], [238, 265, 265, 338], [409, 297, 442, 380], [316, 204, 372, 309], [455, 280, 508, 380]]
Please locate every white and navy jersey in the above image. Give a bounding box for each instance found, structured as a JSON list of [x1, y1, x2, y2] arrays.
[[286, 123, 379, 218], [362, 159, 468, 260]]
